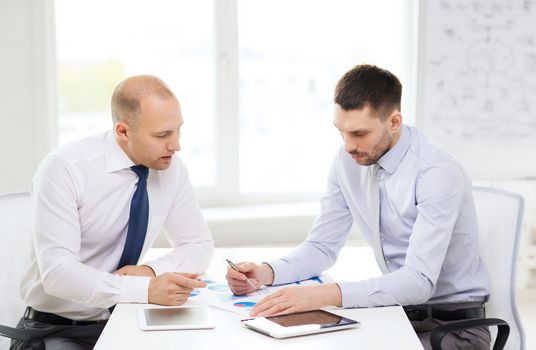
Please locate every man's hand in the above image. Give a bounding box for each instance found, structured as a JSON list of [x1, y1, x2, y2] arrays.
[[148, 272, 207, 306], [226, 262, 274, 295], [114, 265, 156, 277], [249, 284, 342, 317]]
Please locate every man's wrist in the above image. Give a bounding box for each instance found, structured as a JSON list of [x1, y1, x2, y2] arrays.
[[141, 264, 156, 277], [260, 263, 275, 286], [327, 283, 343, 307]]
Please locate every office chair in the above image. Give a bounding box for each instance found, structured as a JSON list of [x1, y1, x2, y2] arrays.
[[0, 192, 44, 350], [430, 186, 526, 350]]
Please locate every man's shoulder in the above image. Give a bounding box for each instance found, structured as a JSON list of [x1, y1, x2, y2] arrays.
[[406, 126, 462, 169], [48, 132, 108, 164], [398, 128, 472, 203], [36, 132, 109, 182]]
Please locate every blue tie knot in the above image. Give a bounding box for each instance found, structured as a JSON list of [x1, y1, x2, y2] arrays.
[[131, 165, 149, 180]]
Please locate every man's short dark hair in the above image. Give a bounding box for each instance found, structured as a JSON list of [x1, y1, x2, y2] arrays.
[[334, 64, 402, 119]]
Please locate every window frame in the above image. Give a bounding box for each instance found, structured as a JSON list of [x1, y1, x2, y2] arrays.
[[52, 0, 419, 208], [196, 0, 419, 207]]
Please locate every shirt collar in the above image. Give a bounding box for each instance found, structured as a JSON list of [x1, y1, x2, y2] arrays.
[[377, 125, 410, 175], [104, 130, 136, 173]]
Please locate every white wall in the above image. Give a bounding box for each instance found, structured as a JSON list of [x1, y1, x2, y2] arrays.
[[0, 0, 56, 194]]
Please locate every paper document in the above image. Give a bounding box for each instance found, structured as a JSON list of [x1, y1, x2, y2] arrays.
[[198, 276, 330, 316]]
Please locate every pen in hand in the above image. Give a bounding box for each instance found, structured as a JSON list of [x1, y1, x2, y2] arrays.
[[226, 259, 258, 291]]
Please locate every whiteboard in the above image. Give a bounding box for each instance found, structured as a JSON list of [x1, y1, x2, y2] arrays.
[[418, 0, 536, 179]]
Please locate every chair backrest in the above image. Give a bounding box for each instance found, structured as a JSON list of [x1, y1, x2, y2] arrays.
[[472, 186, 526, 350], [0, 192, 32, 350]]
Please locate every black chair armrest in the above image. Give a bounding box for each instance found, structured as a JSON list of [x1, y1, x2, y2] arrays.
[[430, 318, 509, 350], [0, 324, 45, 350]]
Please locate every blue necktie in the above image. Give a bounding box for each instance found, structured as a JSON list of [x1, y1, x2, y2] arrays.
[[117, 165, 150, 269]]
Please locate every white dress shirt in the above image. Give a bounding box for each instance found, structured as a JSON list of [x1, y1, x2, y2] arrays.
[[267, 125, 490, 308], [20, 131, 214, 320]]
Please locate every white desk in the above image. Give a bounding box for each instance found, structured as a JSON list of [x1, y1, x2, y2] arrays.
[[95, 247, 424, 350]]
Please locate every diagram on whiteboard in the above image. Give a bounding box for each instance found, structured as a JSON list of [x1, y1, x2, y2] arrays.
[[420, 0, 536, 178]]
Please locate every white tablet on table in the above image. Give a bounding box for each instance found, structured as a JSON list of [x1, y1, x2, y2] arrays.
[[242, 309, 359, 338], [137, 305, 215, 331]]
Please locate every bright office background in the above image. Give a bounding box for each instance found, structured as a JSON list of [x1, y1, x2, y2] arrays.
[[54, 0, 417, 206], [1, 1, 536, 346]]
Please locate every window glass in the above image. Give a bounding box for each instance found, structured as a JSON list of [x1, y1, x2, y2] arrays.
[[55, 0, 216, 187], [238, 0, 407, 194], [56, 0, 413, 201]]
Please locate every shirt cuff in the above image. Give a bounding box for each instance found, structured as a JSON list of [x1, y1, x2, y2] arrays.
[[264, 259, 296, 285], [119, 276, 152, 303], [338, 280, 374, 308]]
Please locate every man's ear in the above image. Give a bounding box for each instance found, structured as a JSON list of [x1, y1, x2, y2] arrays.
[[389, 111, 402, 131], [115, 121, 130, 141]]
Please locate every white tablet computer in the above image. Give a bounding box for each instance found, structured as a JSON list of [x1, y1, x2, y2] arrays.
[[242, 309, 359, 338], [137, 305, 215, 331]]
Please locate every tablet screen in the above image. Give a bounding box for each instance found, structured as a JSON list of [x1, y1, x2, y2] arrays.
[[144, 307, 211, 327], [243, 309, 359, 338], [265, 310, 351, 328]]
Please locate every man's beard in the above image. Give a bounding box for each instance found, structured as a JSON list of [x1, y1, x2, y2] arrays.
[[350, 129, 392, 166]]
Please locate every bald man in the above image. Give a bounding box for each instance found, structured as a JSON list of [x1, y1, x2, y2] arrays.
[[12, 76, 214, 350]]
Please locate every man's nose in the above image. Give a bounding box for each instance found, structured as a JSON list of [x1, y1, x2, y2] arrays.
[[343, 134, 357, 153], [168, 137, 180, 152]]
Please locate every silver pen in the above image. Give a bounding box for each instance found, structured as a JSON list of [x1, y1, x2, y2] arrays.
[[226, 259, 257, 290]]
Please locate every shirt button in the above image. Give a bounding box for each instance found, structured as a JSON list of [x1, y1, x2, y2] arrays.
[[386, 260, 391, 264]]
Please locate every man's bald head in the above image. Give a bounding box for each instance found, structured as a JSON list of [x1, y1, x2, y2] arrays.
[[111, 75, 176, 128]]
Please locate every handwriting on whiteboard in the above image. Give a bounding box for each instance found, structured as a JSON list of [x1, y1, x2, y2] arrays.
[[422, 0, 536, 141]]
